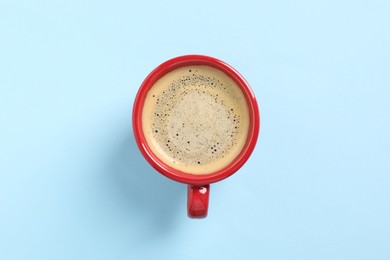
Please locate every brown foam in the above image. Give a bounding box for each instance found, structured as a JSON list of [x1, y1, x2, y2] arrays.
[[142, 65, 250, 175]]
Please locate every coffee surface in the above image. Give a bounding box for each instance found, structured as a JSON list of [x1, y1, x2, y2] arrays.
[[142, 65, 250, 175]]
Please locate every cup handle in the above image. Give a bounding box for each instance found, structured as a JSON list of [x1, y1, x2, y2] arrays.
[[187, 185, 210, 218]]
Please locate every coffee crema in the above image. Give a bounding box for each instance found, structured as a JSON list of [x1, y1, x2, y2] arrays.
[[142, 65, 250, 175]]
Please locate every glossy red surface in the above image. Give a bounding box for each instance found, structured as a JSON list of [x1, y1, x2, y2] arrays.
[[187, 185, 209, 218], [132, 55, 260, 218]]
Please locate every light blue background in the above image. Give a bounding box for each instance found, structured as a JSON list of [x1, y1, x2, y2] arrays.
[[1, 0, 389, 259]]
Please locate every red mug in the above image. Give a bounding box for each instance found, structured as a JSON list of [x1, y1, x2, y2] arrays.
[[132, 55, 260, 218]]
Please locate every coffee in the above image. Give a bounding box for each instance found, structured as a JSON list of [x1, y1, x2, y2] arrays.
[[142, 65, 250, 175]]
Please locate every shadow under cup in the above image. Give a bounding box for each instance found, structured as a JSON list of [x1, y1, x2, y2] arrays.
[[133, 55, 260, 218]]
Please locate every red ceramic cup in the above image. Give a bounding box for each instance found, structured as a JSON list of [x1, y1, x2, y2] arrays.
[[132, 55, 260, 218]]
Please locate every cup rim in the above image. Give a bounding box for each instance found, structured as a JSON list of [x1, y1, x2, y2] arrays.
[[132, 55, 260, 185]]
